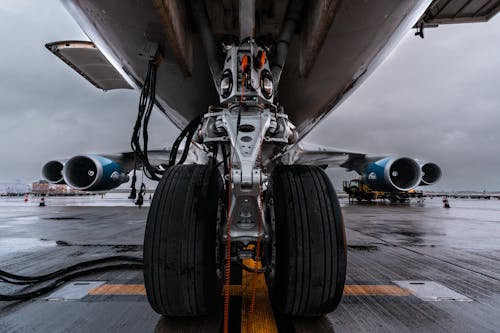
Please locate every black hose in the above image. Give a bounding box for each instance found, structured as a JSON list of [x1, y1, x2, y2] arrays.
[[271, 0, 304, 86], [0, 263, 143, 301], [130, 58, 163, 181], [168, 116, 203, 167], [0, 256, 142, 283]]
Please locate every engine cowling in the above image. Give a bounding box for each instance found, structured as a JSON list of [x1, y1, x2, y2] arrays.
[[363, 157, 422, 192], [63, 155, 129, 191], [419, 162, 442, 186], [42, 160, 66, 184]]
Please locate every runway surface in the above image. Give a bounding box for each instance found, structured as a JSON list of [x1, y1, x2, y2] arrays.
[[0, 194, 499, 332]]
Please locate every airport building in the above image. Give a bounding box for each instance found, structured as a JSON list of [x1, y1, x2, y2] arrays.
[[31, 180, 50, 195]]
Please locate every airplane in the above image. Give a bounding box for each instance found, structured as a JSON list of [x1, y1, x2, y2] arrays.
[[39, 0, 499, 318]]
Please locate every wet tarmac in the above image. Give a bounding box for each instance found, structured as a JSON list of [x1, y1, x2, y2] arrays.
[[0, 194, 499, 332]]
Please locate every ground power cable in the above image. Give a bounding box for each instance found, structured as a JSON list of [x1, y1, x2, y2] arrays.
[[0, 256, 143, 301], [0, 256, 142, 283], [0, 263, 143, 301]]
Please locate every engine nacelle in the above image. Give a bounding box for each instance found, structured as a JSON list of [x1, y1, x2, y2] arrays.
[[42, 160, 66, 184], [419, 162, 442, 186], [63, 155, 129, 191], [363, 157, 422, 192]]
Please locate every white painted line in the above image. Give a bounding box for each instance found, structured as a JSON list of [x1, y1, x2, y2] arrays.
[[46, 281, 106, 301], [394, 280, 472, 302]]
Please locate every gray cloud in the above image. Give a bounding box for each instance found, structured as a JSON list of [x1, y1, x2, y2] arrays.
[[1, 2, 499, 191], [310, 16, 500, 191], [0, 2, 178, 183]]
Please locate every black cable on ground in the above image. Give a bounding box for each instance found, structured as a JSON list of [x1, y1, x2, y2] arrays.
[[0, 256, 142, 283], [0, 263, 143, 301]]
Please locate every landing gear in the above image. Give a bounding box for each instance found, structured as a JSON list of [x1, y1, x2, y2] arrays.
[[143, 33, 348, 318], [265, 165, 347, 316], [143, 165, 223, 316]]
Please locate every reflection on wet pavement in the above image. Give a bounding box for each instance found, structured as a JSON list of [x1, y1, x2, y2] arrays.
[[0, 195, 499, 332]]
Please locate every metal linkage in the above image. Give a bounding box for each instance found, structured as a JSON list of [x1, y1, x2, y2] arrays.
[[199, 44, 296, 332], [200, 104, 296, 244], [203, 107, 269, 243], [199, 41, 296, 245]]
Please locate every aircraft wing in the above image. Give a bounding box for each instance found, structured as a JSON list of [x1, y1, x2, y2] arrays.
[[278, 143, 442, 189], [104, 145, 209, 171], [46, 41, 133, 91], [278, 143, 377, 174], [416, 0, 500, 27], [99, 150, 170, 173], [41, 147, 210, 191]]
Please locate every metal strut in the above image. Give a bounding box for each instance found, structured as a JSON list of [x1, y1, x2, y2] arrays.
[[191, 1, 300, 328], [198, 39, 297, 332]]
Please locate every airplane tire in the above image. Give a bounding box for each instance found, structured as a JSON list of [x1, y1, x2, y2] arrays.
[[266, 165, 347, 316], [144, 164, 223, 316]]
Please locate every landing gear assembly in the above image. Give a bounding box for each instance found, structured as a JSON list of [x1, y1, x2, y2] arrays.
[[143, 40, 346, 318], [143, 1, 346, 318]]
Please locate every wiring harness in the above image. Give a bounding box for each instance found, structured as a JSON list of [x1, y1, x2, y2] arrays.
[[128, 55, 204, 206]]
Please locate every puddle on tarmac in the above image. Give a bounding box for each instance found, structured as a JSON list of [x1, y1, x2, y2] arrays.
[[0, 237, 56, 253]]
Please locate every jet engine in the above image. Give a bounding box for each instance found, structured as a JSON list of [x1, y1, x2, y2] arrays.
[[42, 160, 66, 184], [63, 155, 129, 191], [419, 162, 442, 186], [363, 157, 422, 192]]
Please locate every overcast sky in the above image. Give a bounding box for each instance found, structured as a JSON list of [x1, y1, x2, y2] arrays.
[[0, 1, 499, 191]]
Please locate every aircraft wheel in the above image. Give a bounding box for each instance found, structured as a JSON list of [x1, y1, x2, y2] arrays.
[[144, 165, 223, 316], [265, 165, 347, 316]]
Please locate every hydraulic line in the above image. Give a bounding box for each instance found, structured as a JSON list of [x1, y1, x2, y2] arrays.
[[189, 0, 222, 91], [271, 0, 304, 87], [168, 116, 203, 167], [130, 56, 163, 181]]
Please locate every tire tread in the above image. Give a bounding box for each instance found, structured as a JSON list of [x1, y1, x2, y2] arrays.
[[144, 165, 221, 316], [267, 165, 346, 316]]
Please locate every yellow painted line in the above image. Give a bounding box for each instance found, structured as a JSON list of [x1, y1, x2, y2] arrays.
[[88, 282, 412, 296], [240, 259, 278, 333], [87, 283, 411, 297], [88, 284, 146, 295], [344, 285, 411, 296]]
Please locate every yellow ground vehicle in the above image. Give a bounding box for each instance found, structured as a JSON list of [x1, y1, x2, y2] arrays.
[[343, 179, 423, 203]]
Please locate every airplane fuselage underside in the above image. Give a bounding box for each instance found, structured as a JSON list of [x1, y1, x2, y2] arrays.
[[64, 0, 430, 136]]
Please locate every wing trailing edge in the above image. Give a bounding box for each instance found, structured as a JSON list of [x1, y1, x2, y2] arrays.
[[417, 0, 500, 27], [45, 40, 133, 91]]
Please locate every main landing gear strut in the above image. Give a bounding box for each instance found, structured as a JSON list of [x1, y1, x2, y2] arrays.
[[143, 38, 346, 318], [143, 0, 346, 318]]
